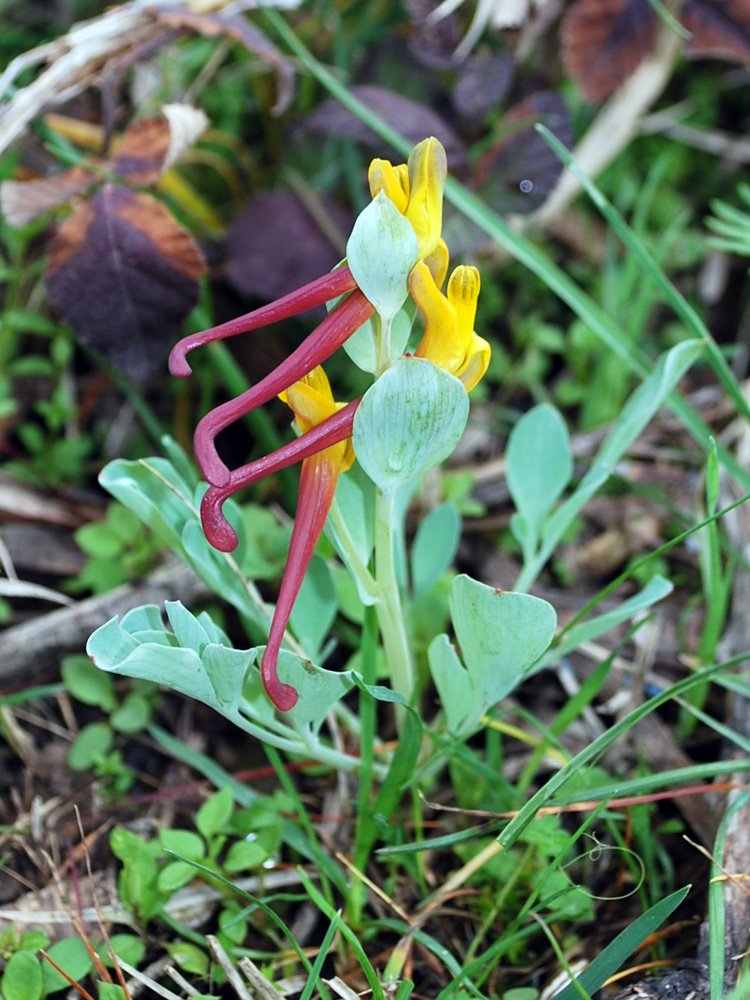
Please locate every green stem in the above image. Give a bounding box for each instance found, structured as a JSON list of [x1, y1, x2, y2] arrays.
[[350, 604, 378, 926], [376, 314, 394, 375], [374, 489, 414, 707]]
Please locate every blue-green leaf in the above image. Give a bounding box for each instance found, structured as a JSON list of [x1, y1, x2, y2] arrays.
[[412, 502, 461, 599], [450, 575, 556, 707], [353, 357, 469, 493], [346, 193, 418, 321]]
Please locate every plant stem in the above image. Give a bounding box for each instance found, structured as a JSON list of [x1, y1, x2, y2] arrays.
[[374, 488, 414, 708]]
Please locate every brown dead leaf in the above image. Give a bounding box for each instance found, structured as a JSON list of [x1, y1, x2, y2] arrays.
[[0, 165, 98, 227], [111, 104, 208, 186], [682, 0, 750, 66], [561, 0, 658, 102]]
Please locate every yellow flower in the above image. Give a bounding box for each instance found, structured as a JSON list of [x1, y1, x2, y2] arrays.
[[279, 366, 355, 473], [368, 137, 448, 260], [409, 260, 491, 391]]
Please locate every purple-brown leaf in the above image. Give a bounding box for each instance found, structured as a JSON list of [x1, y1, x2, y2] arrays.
[[453, 50, 516, 122], [561, 0, 658, 101], [46, 185, 205, 382], [300, 85, 466, 165], [475, 92, 572, 214], [225, 191, 352, 304]]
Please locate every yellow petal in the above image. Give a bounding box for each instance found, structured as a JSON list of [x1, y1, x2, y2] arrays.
[[279, 366, 337, 433], [456, 333, 491, 392], [368, 159, 409, 215], [447, 265, 480, 346], [410, 260, 465, 374], [405, 137, 447, 258], [423, 238, 450, 290]]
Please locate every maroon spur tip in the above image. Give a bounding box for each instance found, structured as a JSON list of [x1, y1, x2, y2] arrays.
[[168, 267, 358, 378], [261, 663, 299, 712], [194, 292, 374, 487], [199, 401, 360, 551]]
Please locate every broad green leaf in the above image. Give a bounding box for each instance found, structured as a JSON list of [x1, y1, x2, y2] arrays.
[[102, 935, 145, 969], [288, 556, 337, 662], [110, 693, 151, 733], [353, 357, 469, 493], [97, 983, 126, 1000], [196, 785, 234, 841], [164, 941, 209, 976], [428, 633, 477, 735], [411, 502, 461, 598], [39, 938, 92, 995], [156, 860, 198, 893], [506, 404, 572, 557], [450, 575, 556, 707], [346, 192, 418, 321], [160, 828, 205, 859], [67, 722, 114, 771], [61, 655, 116, 711], [2, 950, 42, 1000]]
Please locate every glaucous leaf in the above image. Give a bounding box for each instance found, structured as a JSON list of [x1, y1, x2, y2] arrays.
[[353, 357, 469, 493], [506, 403, 572, 558], [288, 555, 338, 662], [347, 193, 418, 322], [428, 632, 478, 735], [411, 502, 461, 598], [450, 575, 556, 707]]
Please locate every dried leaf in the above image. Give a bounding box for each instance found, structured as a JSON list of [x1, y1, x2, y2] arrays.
[[561, 0, 658, 101], [300, 85, 466, 165], [111, 104, 208, 185], [682, 0, 750, 66], [46, 185, 205, 382], [453, 50, 516, 122], [155, 6, 295, 114], [0, 166, 97, 227], [475, 92, 573, 214], [225, 191, 352, 303]]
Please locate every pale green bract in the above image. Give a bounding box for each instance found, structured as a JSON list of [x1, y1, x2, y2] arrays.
[[353, 356, 469, 493], [346, 191, 419, 322]]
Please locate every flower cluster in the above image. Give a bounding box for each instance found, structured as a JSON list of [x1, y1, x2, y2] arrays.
[[169, 137, 490, 712]]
